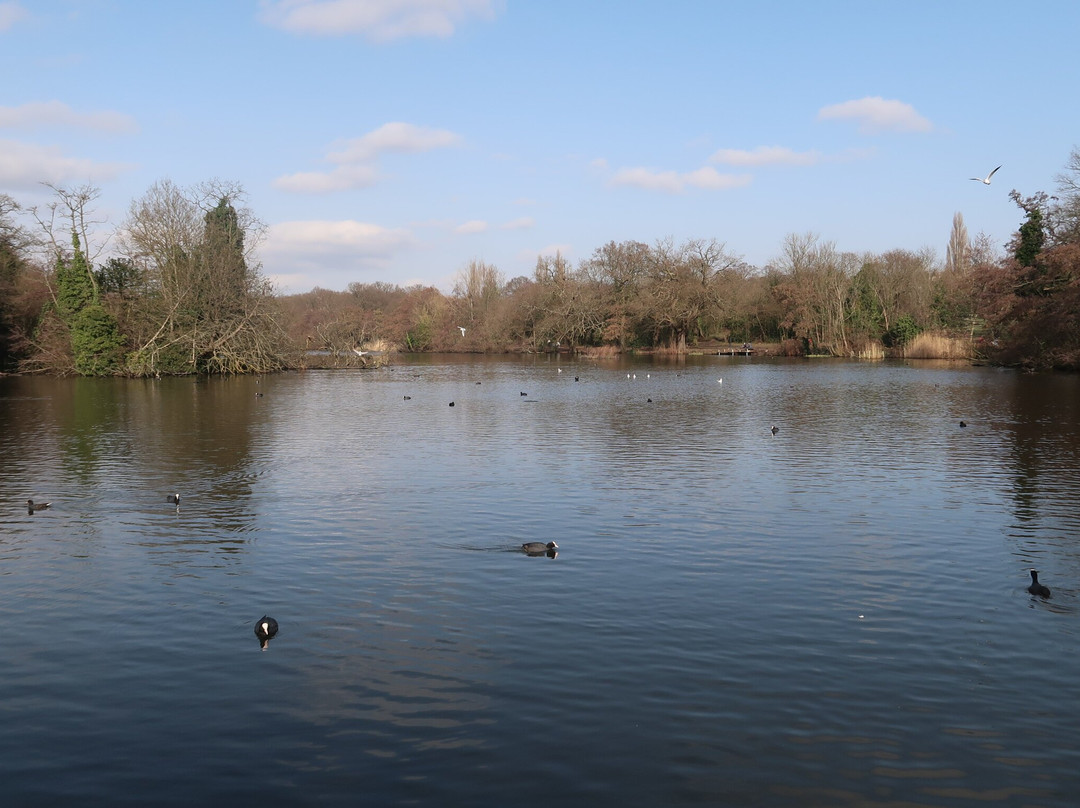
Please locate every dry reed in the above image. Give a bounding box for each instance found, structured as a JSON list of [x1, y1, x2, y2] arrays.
[[854, 341, 886, 360], [903, 332, 971, 360], [579, 345, 622, 358]]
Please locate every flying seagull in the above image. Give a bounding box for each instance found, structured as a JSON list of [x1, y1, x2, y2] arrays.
[[457, 326, 466, 337], [970, 165, 1001, 185]]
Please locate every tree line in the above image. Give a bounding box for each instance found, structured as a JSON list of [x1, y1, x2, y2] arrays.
[[2, 148, 1078, 375]]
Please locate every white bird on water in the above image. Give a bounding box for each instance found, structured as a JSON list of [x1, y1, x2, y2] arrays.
[[970, 165, 1001, 185], [458, 326, 466, 337]]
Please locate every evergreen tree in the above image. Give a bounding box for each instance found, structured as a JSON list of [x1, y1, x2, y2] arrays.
[[1015, 207, 1044, 267], [55, 231, 96, 316], [53, 231, 125, 375]]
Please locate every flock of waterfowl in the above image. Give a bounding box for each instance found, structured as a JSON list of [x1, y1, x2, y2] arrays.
[[23, 491, 565, 650], [22, 358, 1055, 659]]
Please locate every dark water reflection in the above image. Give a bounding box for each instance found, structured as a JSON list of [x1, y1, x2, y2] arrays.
[[2, 357, 1079, 806]]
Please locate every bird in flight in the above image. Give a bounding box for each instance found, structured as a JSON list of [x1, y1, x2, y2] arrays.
[[970, 165, 1001, 185], [458, 326, 466, 337]]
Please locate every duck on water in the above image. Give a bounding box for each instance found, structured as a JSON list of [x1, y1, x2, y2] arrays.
[[521, 541, 559, 557], [1027, 569, 1051, 598]]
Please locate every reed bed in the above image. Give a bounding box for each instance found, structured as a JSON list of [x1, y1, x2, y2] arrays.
[[854, 341, 886, 360], [903, 332, 971, 360], [579, 345, 622, 358]]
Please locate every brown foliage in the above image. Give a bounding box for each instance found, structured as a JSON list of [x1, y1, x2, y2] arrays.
[[989, 244, 1080, 369]]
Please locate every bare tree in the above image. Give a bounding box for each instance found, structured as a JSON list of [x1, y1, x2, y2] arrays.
[[29, 183, 109, 299], [1054, 145, 1080, 244], [119, 179, 287, 374]]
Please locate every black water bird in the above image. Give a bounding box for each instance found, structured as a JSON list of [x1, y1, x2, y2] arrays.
[[255, 392, 264, 398], [1028, 569, 1051, 598], [522, 541, 558, 555], [255, 615, 279, 641], [27, 499, 51, 514], [520, 392, 528, 397], [647, 398, 652, 403], [449, 401, 455, 407], [169, 493, 180, 505], [403, 395, 412, 400], [959, 421, 967, 428], [771, 426, 779, 435], [574, 376, 579, 382]]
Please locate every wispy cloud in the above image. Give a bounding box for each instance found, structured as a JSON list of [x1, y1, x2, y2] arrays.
[[0, 100, 138, 134], [328, 122, 461, 163], [710, 146, 822, 167], [259, 0, 499, 41], [263, 219, 412, 255], [817, 96, 932, 134], [274, 122, 461, 193], [0, 2, 27, 32], [261, 219, 414, 292], [455, 219, 487, 234], [0, 138, 132, 188], [274, 165, 379, 193], [610, 165, 751, 194]]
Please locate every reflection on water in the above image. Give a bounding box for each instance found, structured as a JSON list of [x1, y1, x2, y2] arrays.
[[1, 357, 1079, 806]]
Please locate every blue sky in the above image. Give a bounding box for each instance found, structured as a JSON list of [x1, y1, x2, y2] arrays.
[[2, 1, 1079, 294]]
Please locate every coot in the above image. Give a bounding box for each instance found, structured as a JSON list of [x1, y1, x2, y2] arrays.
[[1027, 569, 1051, 598], [255, 616, 279, 640]]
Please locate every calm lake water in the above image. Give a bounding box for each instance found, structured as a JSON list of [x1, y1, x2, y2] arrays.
[[2, 355, 1079, 806]]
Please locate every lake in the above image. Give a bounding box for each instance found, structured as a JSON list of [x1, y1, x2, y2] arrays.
[[2, 355, 1079, 806]]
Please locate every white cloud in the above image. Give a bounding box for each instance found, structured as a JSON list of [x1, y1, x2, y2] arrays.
[[0, 2, 27, 32], [817, 96, 933, 134], [710, 145, 822, 167], [610, 165, 751, 194], [0, 138, 132, 188], [274, 164, 379, 193], [683, 167, 753, 190], [266, 273, 313, 294], [259, 0, 499, 41], [274, 121, 461, 193], [500, 216, 533, 230], [327, 122, 461, 163], [261, 220, 414, 291], [455, 219, 487, 234], [263, 219, 412, 255], [0, 100, 138, 134]]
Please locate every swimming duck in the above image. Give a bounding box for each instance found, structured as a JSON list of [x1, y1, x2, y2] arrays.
[[521, 541, 558, 555], [27, 499, 51, 513], [1027, 569, 1051, 598], [169, 493, 180, 505], [771, 426, 779, 435]]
